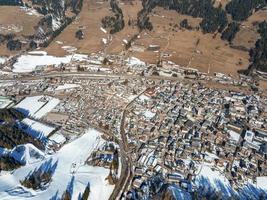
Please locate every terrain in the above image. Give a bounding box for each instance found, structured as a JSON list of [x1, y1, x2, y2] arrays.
[[0, 1, 267, 200], [0, 0, 266, 79]]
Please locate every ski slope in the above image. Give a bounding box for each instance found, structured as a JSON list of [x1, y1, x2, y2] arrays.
[[0, 128, 114, 200]]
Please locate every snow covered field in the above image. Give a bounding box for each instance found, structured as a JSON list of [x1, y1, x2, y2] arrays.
[[12, 52, 104, 73], [0, 129, 114, 200], [13, 54, 72, 73], [20, 118, 56, 140], [195, 163, 267, 199], [14, 96, 60, 119]]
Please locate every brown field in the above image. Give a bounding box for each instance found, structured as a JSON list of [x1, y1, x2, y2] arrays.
[[45, 1, 250, 77], [233, 10, 267, 50], [0, 6, 40, 56], [45, 0, 142, 56], [0, 6, 40, 35], [45, 0, 111, 56], [130, 8, 250, 77], [0, 0, 262, 86]]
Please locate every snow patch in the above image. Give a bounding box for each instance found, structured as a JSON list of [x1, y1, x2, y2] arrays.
[[14, 96, 60, 119], [100, 27, 107, 34], [126, 57, 145, 67], [20, 118, 55, 140], [13, 54, 72, 73], [0, 57, 6, 64], [256, 177, 267, 190], [55, 84, 81, 91], [10, 144, 45, 165], [28, 51, 47, 56]]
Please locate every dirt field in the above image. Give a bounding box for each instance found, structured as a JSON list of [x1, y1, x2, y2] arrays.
[[232, 10, 267, 50], [31, 0, 267, 83], [45, 0, 142, 56], [0, 6, 41, 56], [0, 6, 40, 35], [129, 8, 249, 77], [44, 1, 249, 77]]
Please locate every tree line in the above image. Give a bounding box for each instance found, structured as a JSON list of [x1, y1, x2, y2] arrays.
[[248, 21, 267, 73]]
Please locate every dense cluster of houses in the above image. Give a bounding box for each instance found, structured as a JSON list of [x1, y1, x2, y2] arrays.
[[0, 51, 266, 199], [123, 80, 267, 198]]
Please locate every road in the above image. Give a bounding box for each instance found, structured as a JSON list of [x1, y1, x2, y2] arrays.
[[0, 71, 183, 82], [109, 89, 147, 200]]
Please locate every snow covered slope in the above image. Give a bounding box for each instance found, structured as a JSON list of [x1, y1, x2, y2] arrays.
[[0, 128, 114, 200]]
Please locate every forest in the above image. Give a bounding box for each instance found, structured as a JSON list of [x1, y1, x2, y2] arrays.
[[226, 0, 267, 21], [249, 21, 267, 73], [137, 0, 228, 33], [221, 22, 240, 43]]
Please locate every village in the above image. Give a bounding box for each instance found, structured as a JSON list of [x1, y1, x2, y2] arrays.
[[0, 51, 266, 199]]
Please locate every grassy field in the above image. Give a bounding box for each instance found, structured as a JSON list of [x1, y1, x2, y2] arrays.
[[0, 6, 40, 56]]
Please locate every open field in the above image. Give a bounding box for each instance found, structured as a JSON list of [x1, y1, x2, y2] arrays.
[[45, 0, 113, 56], [44, 0, 255, 77], [0, 6, 41, 56], [131, 8, 250, 77], [45, 0, 142, 56], [0, 6, 40, 35], [0, 0, 264, 80], [233, 10, 267, 50]]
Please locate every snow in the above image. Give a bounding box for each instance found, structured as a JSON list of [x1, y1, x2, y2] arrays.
[[126, 57, 145, 67], [143, 110, 156, 119], [20, 118, 55, 140], [49, 133, 66, 145], [56, 41, 63, 45], [20, 6, 41, 17], [13, 52, 97, 73], [72, 54, 88, 62], [100, 27, 107, 34], [139, 94, 150, 102], [14, 96, 60, 119], [169, 185, 191, 200], [13, 54, 72, 73], [0, 128, 114, 200], [0, 57, 6, 64], [55, 84, 81, 91], [102, 38, 108, 44], [0, 144, 44, 165], [256, 177, 267, 190], [229, 130, 240, 142], [52, 18, 61, 31], [28, 51, 47, 56], [197, 165, 230, 186], [62, 46, 78, 53], [196, 164, 233, 197], [10, 144, 45, 165]]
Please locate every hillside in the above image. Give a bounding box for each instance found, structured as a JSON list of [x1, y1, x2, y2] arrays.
[[0, 0, 267, 78]]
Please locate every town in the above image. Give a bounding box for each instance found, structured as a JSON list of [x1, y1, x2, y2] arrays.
[[0, 50, 266, 199]]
